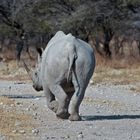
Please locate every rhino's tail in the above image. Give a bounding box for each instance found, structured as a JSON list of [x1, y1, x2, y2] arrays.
[[67, 44, 77, 82]]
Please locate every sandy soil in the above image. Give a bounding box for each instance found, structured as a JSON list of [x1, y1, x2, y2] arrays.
[[0, 79, 140, 140]]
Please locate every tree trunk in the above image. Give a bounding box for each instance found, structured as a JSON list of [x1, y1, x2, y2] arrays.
[[103, 26, 114, 58], [103, 40, 111, 57]]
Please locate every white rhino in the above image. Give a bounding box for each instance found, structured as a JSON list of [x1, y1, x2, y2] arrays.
[[24, 31, 95, 121]]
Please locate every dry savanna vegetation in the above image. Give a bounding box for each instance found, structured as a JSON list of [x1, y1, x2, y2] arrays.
[[0, 48, 140, 90], [0, 97, 34, 140]]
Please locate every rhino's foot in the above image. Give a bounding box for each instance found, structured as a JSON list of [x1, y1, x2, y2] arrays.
[[48, 100, 58, 113], [69, 114, 81, 121], [56, 110, 70, 119]]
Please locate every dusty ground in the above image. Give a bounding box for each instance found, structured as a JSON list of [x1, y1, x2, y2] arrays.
[[0, 61, 140, 140]]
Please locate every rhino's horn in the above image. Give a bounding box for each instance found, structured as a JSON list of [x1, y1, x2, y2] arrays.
[[22, 60, 33, 81]]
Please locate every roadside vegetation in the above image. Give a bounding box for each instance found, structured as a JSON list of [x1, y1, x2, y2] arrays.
[[0, 0, 140, 86]]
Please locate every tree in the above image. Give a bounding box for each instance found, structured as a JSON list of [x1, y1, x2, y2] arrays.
[[0, 0, 140, 60]]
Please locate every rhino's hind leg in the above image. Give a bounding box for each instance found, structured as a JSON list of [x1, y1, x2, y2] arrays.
[[69, 89, 83, 121], [69, 72, 87, 121], [69, 85, 87, 121], [48, 100, 58, 113], [56, 110, 70, 119], [50, 84, 70, 119], [44, 87, 58, 113]]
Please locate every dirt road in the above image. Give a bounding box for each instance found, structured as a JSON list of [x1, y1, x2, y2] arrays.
[[0, 80, 140, 140]]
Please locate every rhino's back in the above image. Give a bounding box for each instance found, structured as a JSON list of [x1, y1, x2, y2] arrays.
[[41, 31, 95, 83], [47, 31, 66, 47], [41, 32, 76, 81]]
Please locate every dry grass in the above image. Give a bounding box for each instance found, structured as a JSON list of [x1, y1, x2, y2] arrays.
[[0, 96, 15, 105], [0, 54, 140, 85], [0, 50, 140, 85], [0, 60, 30, 81], [92, 53, 140, 85], [0, 97, 34, 139]]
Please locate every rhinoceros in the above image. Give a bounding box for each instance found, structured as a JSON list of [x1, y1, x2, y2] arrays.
[[24, 31, 95, 121]]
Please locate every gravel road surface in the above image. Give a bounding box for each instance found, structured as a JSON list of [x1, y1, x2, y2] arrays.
[[0, 81, 140, 140]]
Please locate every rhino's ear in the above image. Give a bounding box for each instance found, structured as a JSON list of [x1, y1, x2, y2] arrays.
[[36, 47, 43, 57]]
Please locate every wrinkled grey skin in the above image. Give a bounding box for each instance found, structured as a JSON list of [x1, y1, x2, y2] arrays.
[[32, 31, 95, 121]]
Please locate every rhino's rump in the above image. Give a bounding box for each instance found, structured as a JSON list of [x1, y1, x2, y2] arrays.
[[42, 40, 76, 86]]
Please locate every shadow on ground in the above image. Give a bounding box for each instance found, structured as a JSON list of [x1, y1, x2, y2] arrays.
[[82, 115, 140, 121], [1, 94, 44, 99]]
